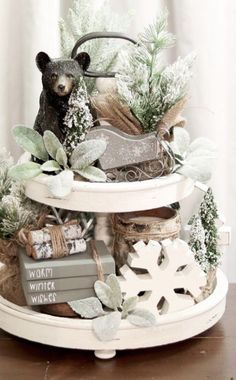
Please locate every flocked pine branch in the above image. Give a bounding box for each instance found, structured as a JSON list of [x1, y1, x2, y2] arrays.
[[63, 77, 94, 155], [0, 149, 42, 239], [116, 10, 195, 132], [59, 0, 132, 94], [189, 214, 209, 272]]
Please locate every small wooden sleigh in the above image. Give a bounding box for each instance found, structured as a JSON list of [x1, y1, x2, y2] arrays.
[[72, 32, 177, 182]]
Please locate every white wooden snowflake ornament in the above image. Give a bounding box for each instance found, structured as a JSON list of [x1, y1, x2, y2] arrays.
[[118, 239, 207, 317]]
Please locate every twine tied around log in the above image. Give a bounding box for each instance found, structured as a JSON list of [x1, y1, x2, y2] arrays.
[[48, 225, 69, 258], [111, 208, 181, 268], [90, 240, 105, 282], [17, 219, 82, 259]]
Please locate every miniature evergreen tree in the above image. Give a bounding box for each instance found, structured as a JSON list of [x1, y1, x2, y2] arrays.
[[188, 214, 208, 272], [199, 188, 221, 269], [63, 77, 94, 155]]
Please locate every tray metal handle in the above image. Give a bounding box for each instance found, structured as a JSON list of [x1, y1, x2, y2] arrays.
[[71, 32, 137, 78]]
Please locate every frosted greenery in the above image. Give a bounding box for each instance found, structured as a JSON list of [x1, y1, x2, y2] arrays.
[[59, 0, 132, 94], [63, 77, 93, 155], [116, 10, 195, 132], [199, 188, 221, 269], [188, 188, 221, 272], [0, 149, 42, 239], [189, 214, 209, 272]]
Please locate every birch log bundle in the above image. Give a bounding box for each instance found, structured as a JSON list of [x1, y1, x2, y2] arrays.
[[24, 223, 86, 260]]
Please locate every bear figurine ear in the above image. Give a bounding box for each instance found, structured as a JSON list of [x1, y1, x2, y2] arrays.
[[36, 52, 51, 73], [74, 52, 90, 71]]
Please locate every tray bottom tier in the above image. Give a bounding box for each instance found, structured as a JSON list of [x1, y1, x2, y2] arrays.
[[0, 270, 228, 359]]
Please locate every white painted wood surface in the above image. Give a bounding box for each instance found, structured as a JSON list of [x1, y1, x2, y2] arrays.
[[119, 239, 207, 315], [25, 173, 194, 212], [0, 270, 228, 357]]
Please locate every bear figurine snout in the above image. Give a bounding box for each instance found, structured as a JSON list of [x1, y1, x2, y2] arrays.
[[58, 84, 66, 91]]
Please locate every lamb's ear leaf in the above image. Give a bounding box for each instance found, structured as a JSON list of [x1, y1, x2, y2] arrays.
[[122, 296, 139, 318], [94, 280, 116, 309], [46, 169, 74, 198], [92, 311, 121, 341], [75, 166, 106, 182], [170, 127, 190, 156], [70, 139, 107, 170], [43, 131, 64, 160], [68, 297, 105, 318], [56, 147, 68, 167], [127, 308, 156, 327], [8, 162, 42, 180], [12, 126, 48, 161], [106, 274, 122, 308], [41, 160, 61, 172]]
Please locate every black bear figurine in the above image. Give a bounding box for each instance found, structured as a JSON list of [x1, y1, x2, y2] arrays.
[[34, 51, 90, 142]]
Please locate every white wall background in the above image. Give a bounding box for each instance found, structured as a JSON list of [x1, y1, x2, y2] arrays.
[[0, 0, 234, 280]]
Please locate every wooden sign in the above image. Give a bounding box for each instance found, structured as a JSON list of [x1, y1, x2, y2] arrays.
[[86, 126, 160, 170]]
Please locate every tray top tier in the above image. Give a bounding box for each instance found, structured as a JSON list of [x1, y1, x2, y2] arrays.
[[25, 173, 194, 213]]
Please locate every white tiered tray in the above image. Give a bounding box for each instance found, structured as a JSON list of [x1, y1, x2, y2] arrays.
[[25, 173, 194, 212], [0, 270, 228, 359]]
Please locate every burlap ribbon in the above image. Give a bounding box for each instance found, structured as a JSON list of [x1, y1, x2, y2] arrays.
[[93, 95, 187, 136], [157, 96, 187, 134]]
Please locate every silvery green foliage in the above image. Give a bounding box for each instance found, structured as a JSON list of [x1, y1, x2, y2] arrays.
[[8, 162, 42, 180], [75, 166, 107, 182], [41, 161, 61, 172], [10, 126, 107, 197], [12, 126, 48, 161], [59, 0, 131, 94], [170, 127, 217, 182], [46, 170, 74, 198], [106, 273, 123, 308], [56, 147, 68, 167], [122, 296, 138, 318], [68, 297, 105, 318], [43, 131, 64, 160], [63, 78, 93, 154], [116, 11, 195, 132], [0, 150, 43, 239], [127, 308, 157, 327], [92, 311, 122, 342], [70, 139, 107, 170], [68, 274, 156, 341]]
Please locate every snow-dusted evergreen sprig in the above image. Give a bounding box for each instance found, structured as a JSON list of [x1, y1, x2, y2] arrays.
[[199, 188, 221, 269], [158, 54, 195, 111], [59, 0, 132, 94], [0, 150, 42, 239], [116, 11, 195, 132], [188, 188, 221, 272], [189, 215, 209, 272], [63, 77, 93, 155]]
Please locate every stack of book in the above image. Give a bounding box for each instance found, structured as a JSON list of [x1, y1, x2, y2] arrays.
[[19, 240, 115, 306]]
